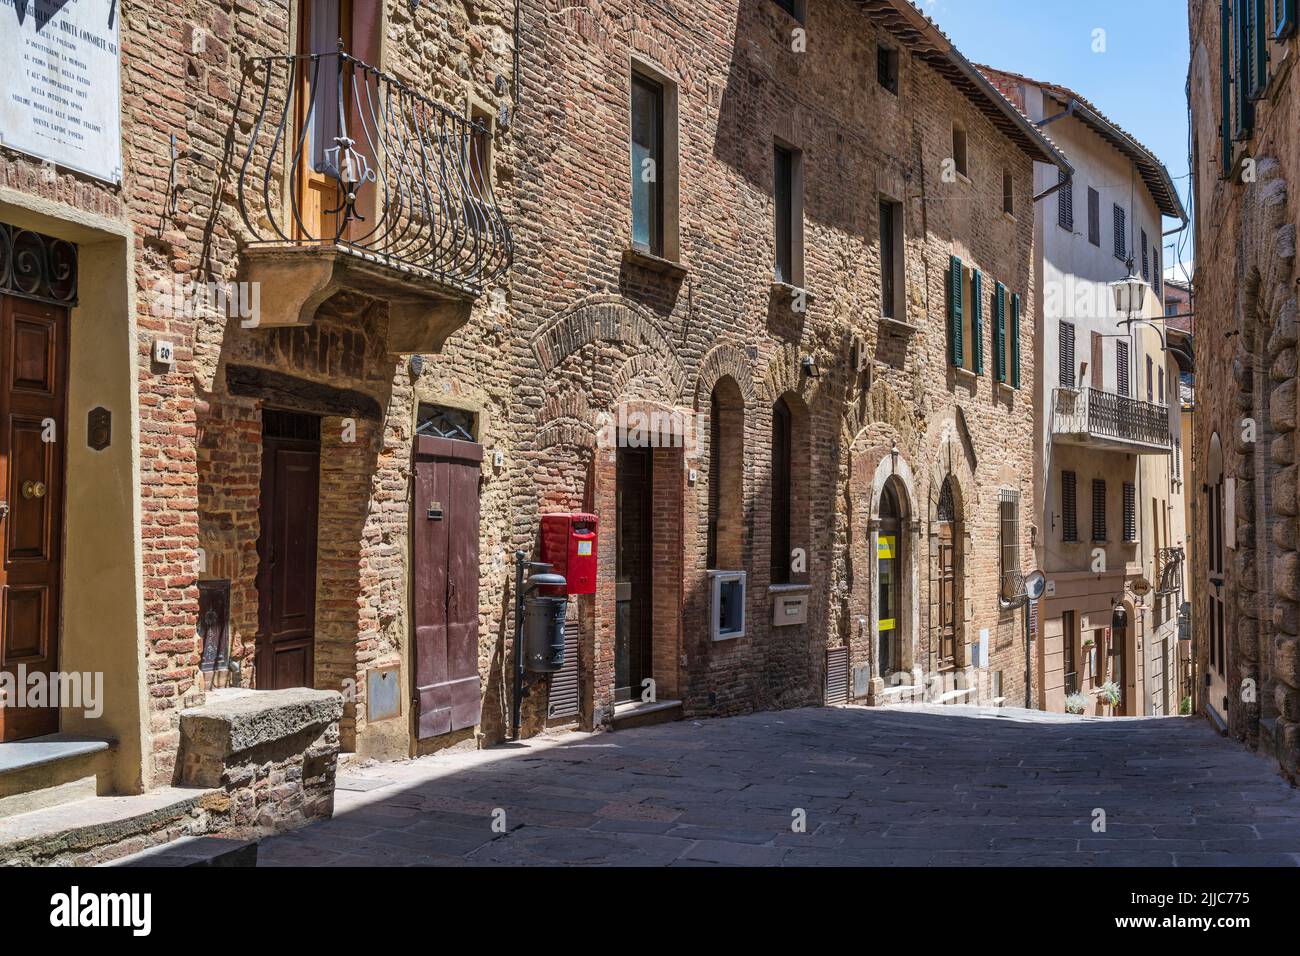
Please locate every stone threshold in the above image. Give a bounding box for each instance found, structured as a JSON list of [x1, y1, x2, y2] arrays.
[[0, 734, 112, 775], [612, 699, 684, 731]]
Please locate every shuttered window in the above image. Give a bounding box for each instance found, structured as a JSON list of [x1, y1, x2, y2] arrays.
[[1092, 479, 1107, 542], [1117, 340, 1131, 396], [1113, 204, 1126, 261], [1059, 321, 1076, 389], [1057, 168, 1073, 231], [1123, 481, 1137, 542], [1221, 0, 1235, 172], [1087, 187, 1100, 246], [1159, 366, 1166, 405], [1000, 489, 1020, 600], [1141, 229, 1149, 280], [1278, 0, 1298, 39], [1146, 354, 1154, 402], [1233, 0, 1257, 137], [1247, 0, 1268, 99], [948, 255, 964, 367], [995, 282, 1008, 383], [1062, 471, 1078, 543], [972, 270, 985, 375], [1010, 292, 1022, 389]]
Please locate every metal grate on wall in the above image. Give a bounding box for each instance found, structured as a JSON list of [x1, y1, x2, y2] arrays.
[[547, 619, 580, 721], [825, 648, 850, 706]]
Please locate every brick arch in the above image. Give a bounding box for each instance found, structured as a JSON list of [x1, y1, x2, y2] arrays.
[[758, 342, 817, 409], [541, 0, 703, 95], [536, 390, 599, 452], [694, 342, 758, 411], [841, 380, 920, 463], [923, 409, 980, 523], [531, 294, 687, 406]]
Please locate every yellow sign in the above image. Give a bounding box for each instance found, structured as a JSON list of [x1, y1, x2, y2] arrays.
[[879, 617, 896, 632], [877, 535, 896, 560]]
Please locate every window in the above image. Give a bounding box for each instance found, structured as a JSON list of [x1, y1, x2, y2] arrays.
[[631, 72, 664, 256], [771, 397, 792, 584], [880, 198, 904, 320], [1063, 610, 1079, 696], [1113, 204, 1127, 260], [1123, 481, 1137, 542], [1061, 470, 1078, 542], [1158, 366, 1166, 405], [1057, 168, 1072, 230], [999, 489, 1020, 602], [1146, 353, 1154, 402], [773, 143, 802, 286], [771, 0, 804, 21], [769, 395, 809, 584], [877, 44, 899, 94], [1153, 245, 1162, 296], [468, 104, 493, 205], [1059, 321, 1076, 389], [952, 124, 969, 179], [878, 482, 904, 671], [1277, 0, 1298, 39], [1141, 229, 1150, 280], [948, 255, 983, 372], [707, 378, 745, 570], [1004, 169, 1015, 216], [1092, 479, 1107, 542], [1087, 187, 1100, 246], [1117, 340, 1131, 397]]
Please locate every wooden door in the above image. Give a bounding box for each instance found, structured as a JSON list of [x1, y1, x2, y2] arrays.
[[256, 411, 321, 689], [412, 434, 483, 739], [295, 0, 354, 241], [938, 520, 957, 669], [0, 295, 67, 742], [616, 447, 653, 703]]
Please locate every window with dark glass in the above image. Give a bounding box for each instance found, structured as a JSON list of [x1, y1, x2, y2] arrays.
[[631, 73, 664, 256], [1004, 169, 1015, 216], [774, 144, 795, 284], [770, 396, 793, 583], [877, 44, 899, 94], [952, 125, 969, 178], [880, 199, 902, 319], [1000, 489, 1020, 601]]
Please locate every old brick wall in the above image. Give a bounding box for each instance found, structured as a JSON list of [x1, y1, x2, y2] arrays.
[[1188, 0, 1300, 778]]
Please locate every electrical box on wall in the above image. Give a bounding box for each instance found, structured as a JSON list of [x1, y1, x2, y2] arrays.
[[540, 513, 598, 596]]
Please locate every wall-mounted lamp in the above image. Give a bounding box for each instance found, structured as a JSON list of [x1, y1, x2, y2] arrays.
[[801, 355, 821, 378]]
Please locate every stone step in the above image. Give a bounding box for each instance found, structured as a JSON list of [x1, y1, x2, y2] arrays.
[[109, 834, 257, 867], [0, 734, 114, 820], [611, 699, 683, 731], [0, 786, 221, 867]]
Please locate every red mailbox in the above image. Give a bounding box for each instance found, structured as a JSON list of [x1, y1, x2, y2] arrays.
[[540, 513, 599, 596]]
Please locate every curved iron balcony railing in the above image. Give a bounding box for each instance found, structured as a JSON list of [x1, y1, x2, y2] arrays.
[[1052, 387, 1171, 451], [1156, 546, 1185, 596], [237, 48, 511, 297]]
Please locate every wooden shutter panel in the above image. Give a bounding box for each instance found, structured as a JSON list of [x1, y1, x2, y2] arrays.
[[1057, 169, 1073, 231], [1141, 230, 1149, 280], [1011, 292, 1022, 389], [972, 270, 985, 375], [1249, 0, 1268, 98], [1234, 0, 1256, 136], [413, 435, 484, 740], [1222, 0, 1235, 172], [1062, 471, 1078, 542], [949, 255, 964, 367], [1113, 205, 1126, 260], [994, 282, 1007, 383], [1092, 479, 1107, 542], [1117, 340, 1131, 396], [1087, 188, 1100, 246], [1123, 481, 1137, 542], [1059, 321, 1076, 389]]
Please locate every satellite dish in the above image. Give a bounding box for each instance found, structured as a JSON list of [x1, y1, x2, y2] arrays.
[[1024, 570, 1047, 602]]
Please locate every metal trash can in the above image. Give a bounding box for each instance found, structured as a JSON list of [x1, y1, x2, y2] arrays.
[[524, 574, 568, 673]]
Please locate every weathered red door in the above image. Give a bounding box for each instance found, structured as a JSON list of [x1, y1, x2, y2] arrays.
[[412, 434, 482, 738], [0, 294, 67, 742], [256, 410, 321, 689]]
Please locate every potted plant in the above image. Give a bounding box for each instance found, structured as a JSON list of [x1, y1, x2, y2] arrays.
[[1064, 691, 1090, 715], [1099, 681, 1121, 712]]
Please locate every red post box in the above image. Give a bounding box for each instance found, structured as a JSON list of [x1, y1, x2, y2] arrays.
[[540, 513, 598, 596]]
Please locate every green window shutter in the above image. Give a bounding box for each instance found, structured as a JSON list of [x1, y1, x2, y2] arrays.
[[972, 270, 985, 375], [994, 282, 1007, 383], [1234, 0, 1256, 137], [949, 255, 964, 368], [1278, 0, 1297, 39], [1011, 293, 1022, 389], [1221, 0, 1233, 173], [1250, 0, 1268, 98]]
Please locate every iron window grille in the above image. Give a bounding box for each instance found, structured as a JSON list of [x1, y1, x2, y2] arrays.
[[0, 222, 78, 307], [1000, 489, 1024, 603]]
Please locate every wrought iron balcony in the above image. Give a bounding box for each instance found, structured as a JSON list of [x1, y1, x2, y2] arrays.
[[1000, 568, 1027, 605], [1156, 546, 1185, 596], [234, 48, 510, 343], [1051, 387, 1171, 453]]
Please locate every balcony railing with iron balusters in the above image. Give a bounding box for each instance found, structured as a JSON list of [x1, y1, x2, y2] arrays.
[[1156, 546, 1185, 596], [236, 48, 511, 297], [1052, 387, 1171, 450]]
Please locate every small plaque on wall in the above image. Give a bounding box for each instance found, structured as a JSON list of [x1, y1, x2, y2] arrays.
[[88, 407, 112, 451]]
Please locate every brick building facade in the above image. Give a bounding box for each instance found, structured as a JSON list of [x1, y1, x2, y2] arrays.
[[0, 0, 1067, 812], [1187, 0, 1300, 780]]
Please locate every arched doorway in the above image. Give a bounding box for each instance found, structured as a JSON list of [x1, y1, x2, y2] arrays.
[[937, 477, 960, 670], [1205, 432, 1229, 724], [1110, 605, 1131, 716]]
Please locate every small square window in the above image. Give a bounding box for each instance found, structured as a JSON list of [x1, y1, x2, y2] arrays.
[[877, 45, 899, 95]]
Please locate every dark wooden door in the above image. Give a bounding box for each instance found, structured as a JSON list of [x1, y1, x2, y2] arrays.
[[412, 434, 482, 739], [0, 295, 67, 742], [256, 411, 321, 689], [616, 447, 652, 703], [938, 520, 957, 669]]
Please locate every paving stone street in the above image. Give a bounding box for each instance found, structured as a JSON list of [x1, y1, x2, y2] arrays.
[[256, 706, 1300, 867]]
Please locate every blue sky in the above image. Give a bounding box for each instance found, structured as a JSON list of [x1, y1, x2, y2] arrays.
[[920, 0, 1195, 280]]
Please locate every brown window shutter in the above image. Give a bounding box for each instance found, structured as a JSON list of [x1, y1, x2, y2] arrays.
[[1059, 321, 1076, 389], [1117, 340, 1131, 396], [1092, 479, 1107, 542], [1062, 471, 1078, 542], [1123, 482, 1137, 542]]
